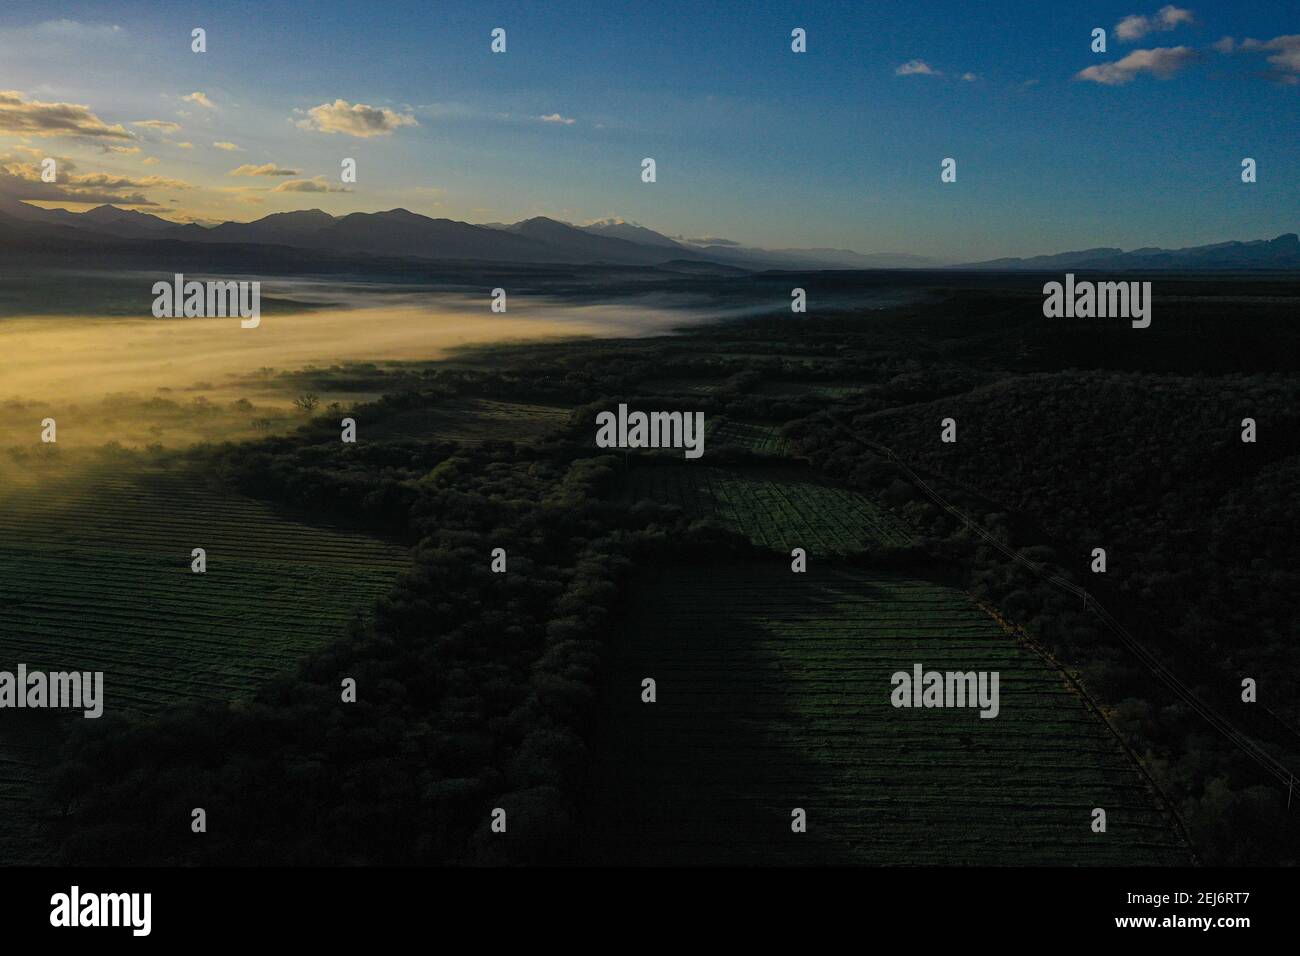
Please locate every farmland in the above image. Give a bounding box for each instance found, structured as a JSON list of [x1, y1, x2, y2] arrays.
[[361, 397, 572, 444], [625, 463, 914, 551], [6, 273, 1293, 866], [638, 378, 724, 397], [0, 458, 409, 862], [753, 380, 869, 399], [0, 459, 407, 710], [708, 419, 792, 457], [581, 563, 1190, 865]]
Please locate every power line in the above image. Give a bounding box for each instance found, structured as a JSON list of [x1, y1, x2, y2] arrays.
[[824, 413, 1298, 792]]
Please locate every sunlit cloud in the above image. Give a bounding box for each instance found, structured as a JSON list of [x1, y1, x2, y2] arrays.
[[230, 163, 301, 177], [271, 175, 348, 192], [0, 91, 133, 140], [131, 119, 181, 133], [295, 99, 418, 137]]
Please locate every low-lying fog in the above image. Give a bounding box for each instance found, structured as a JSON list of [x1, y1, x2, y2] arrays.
[[0, 275, 925, 466]]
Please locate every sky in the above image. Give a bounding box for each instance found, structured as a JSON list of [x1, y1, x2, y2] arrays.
[[0, 0, 1295, 260]]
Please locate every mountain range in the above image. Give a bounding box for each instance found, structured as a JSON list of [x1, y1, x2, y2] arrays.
[[956, 233, 1300, 271], [0, 199, 1295, 272]]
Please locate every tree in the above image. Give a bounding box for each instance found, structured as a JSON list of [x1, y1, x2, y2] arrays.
[[293, 393, 321, 414]]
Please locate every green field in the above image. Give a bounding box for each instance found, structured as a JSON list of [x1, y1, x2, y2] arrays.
[[581, 564, 1191, 865], [626, 463, 913, 551], [362, 398, 572, 444], [754, 381, 868, 399], [638, 378, 724, 396], [0, 461, 408, 862], [709, 419, 793, 456]]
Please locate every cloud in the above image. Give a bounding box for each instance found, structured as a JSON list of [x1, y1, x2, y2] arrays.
[[682, 235, 740, 247], [132, 119, 181, 132], [141, 156, 160, 166], [895, 59, 941, 76], [212, 141, 243, 152], [28, 19, 126, 41], [0, 90, 133, 140], [1223, 35, 1300, 84], [961, 72, 979, 82], [102, 144, 141, 154], [539, 113, 576, 125], [296, 99, 418, 137], [0, 153, 187, 205], [1115, 6, 1195, 42], [1, 149, 76, 182], [1075, 46, 1198, 84], [181, 91, 216, 109], [271, 176, 347, 193], [230, 163, 301, 177], [71, 172, 190, 190], [0, 170, 154, 205], [173, 142, 193, 149]]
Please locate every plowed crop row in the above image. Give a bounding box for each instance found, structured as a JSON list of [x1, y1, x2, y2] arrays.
[[582, 564, 1190, 865]]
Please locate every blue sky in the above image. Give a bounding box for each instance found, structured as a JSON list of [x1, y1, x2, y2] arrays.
[[0, 0, 1295, 259]]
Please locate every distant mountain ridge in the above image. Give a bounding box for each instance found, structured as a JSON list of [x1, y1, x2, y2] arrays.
[[958, 233, 1300, 271], [0, 199, 1295, 272]]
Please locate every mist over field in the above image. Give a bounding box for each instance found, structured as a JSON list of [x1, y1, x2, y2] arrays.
[[0, 272, 935, 460], [0, 293, 682, 455]]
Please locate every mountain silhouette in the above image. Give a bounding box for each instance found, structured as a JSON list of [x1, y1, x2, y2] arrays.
[[0, 201, 1295, 271]]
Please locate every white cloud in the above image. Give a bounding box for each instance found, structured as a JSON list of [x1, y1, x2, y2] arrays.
[[539, 113, 576, 125], [32, 20, 125, 40], [296, 99, 418, 137], [1115, 6, 1195, 42], [1232, 35, 1300, 84], [212, 141, 243, 152], [1075, 46, 1198, 85], [961, 72, 978, 82], [182, 91, 216, 109], [895, 59, 941, 76]]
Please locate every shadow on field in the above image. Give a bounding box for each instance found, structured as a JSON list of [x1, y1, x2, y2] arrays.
[[577, 562, 876, 865]]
